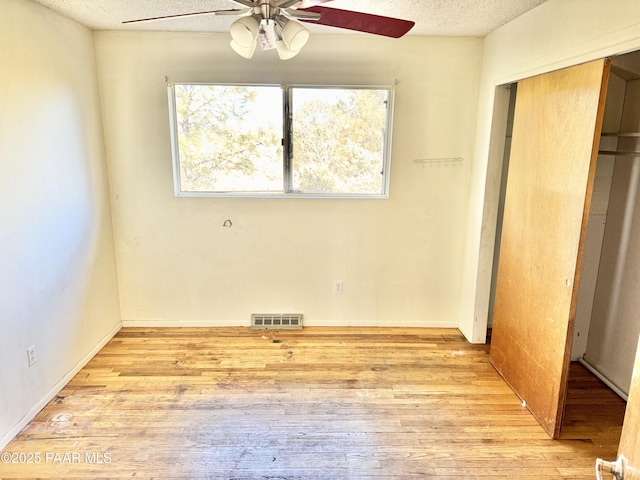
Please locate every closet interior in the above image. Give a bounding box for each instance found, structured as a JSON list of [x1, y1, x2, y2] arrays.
[[572, 49, 640, 401]]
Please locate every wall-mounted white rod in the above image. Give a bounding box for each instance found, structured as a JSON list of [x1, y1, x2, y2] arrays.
[[413, 157, 463, 167]]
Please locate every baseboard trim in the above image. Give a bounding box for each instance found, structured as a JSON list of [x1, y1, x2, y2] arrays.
[[121, 319, 249, 328], [578, 357, 628, 401], [121, 319, 460, 328], [0, 321, 122, 451]]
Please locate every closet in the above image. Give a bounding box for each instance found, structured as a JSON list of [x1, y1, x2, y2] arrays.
[[572, 49, 640, 400], [489, 49, 640, 439]]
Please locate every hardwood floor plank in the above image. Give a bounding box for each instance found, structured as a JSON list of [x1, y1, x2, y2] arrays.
[[0, 327, 624, 479]]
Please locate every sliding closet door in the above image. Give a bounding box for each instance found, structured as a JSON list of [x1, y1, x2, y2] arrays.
[[490, 59, 610, 438]]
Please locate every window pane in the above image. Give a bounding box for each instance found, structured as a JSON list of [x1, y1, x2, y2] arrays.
[[290, 87, 389, 195], [173, 85, 283, 193]]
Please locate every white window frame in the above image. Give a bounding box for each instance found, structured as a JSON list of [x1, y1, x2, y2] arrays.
[[167, 83, 395, 199]]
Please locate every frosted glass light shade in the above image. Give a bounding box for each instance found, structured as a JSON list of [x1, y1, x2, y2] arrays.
[[276, 40, 300, 60], [280, 20, 309, 52], [230, 39, 257, 59], [230, 16, 260, 48]]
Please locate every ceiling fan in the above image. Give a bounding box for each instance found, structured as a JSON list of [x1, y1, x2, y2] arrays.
[[123, 0, 415, 60]]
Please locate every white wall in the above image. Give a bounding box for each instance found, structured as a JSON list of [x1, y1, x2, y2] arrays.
[[94, 32, 482, 327], [461, 0, 640, 343], [0, 0, 121, 449]]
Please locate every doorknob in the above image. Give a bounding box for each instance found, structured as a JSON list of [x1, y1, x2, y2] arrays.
[[596, 455, 626, 480]]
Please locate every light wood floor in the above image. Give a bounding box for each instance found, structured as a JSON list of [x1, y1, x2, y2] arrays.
[[0, 327, 625, 479]]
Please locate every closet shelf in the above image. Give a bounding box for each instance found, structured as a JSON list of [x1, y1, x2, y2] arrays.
[[598, 150, 640, 157], [601, 132, 640, 137], [599, 131, 640, 156]]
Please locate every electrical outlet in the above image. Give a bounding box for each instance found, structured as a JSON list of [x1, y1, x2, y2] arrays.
[[333, 280, 343, 295], [27, 345, 37, 367]]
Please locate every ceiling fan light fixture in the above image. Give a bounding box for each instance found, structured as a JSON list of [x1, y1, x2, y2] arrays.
[[280, 20, 309, 52], [258, 20, 278, 50], [229, 16, 260, 48], [229, 39, 257, 59], [276, 40, 300, 60]]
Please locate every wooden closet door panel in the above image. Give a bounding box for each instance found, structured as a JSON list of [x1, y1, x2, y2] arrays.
[[490, 59, 609, 439]]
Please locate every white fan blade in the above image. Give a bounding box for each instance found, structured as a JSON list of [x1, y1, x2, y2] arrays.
[[284, 8, 321, 20], [230, 0, 255, 7], [216, 7, 252, 15]]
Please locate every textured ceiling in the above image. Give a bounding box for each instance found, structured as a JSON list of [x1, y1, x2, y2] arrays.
[[30, 0, 548, 37]]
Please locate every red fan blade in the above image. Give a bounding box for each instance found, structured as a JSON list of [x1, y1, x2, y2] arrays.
[[122, 9, 244, 24], [299, 6, 414, 38]]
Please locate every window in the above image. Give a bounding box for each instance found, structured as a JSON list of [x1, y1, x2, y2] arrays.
[[168, 83, 394, 198]]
